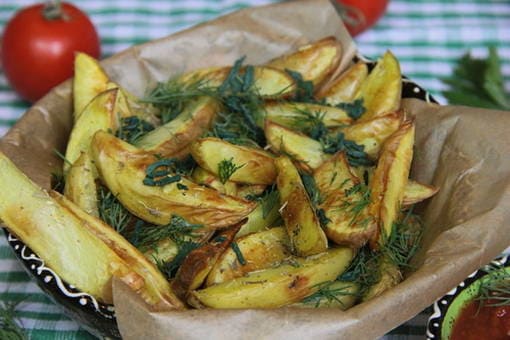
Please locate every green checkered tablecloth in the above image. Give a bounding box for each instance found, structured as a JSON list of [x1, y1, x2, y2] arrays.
[[0, 0, 508, 339]]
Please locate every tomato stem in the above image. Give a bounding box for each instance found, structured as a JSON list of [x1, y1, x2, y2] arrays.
[[43, 0, 67, 21]]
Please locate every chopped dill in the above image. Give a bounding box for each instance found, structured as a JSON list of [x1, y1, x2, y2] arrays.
[[231, 241, 246, 265], [97, 186, 131, 236], [286, 69, 316, 103], [53, 148, 72, 167], [336, 99, 366, 120], [291, 107, 328, 140], [133, 215, 203, 252], [217, 158, 244, 184], [301, 173, 322, 206], [338, 246, 381, 296], [0, 299, 27, 340], [320, 132, 373, 167], [380, 208, 423, 269], [477, 263, 510, 307], [143, 156, 196, 186], [302, 281, 357, 308], [176, 183, 188, 191], [116, 116, 155, 144]]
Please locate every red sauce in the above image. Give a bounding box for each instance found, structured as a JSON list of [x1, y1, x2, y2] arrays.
[[451, 299, 510, 340]]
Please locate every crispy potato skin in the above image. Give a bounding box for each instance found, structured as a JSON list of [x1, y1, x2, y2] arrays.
[[341, 112, 403, 159], [190, 137, 277, 185], [357, 51, 402, 122], [206, 227, 291, 286], [172, 222, 242, 299], [317, 62, 368, 105], [64, 88, 120, 173], [63, 152, 99, 217], [314, 152, 376, 248], [265, 120, 328, 172], [135, 96, 220, 158], [275, 156, 328, 256], [189, 247, 353, 309], [91, 131, 256, 228], [73, 52, 109, 120], [402, 180, 439, 206], [267, 36, 342, 88], [369, 121, 415, 249]]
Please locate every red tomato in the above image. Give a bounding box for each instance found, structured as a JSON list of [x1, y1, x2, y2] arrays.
[[335, 0, 390, 36], [1, 2, 100, 102]]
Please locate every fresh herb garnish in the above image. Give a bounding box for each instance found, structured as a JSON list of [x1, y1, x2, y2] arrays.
[[336, 99, 366, 120], [477, 263, 510, 307], [231, 241, 246, 265], [97, 186, 131, 235], [0, 299, 27, 340], [301, 281, 357, 308], [155, 240, 201, 279], [340, 182, 372, 227], [133, 215, 203, 252], [286, 69, 316, 103], [290, 107, 328, 140], [441, 47, 510, 110], [320, 132, 373, 167], [51, 172, 65, 193], [380, 209, 423, 269], [338, 246, 381, 296], [301, 173, 322, 206], [143, 157, 196, 186], [217, 158, 244, 184], [116, 116, 155, 144]]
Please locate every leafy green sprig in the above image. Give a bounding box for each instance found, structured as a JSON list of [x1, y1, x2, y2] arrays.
[[116, 116, 155, 144], [301, 281, 357, 308], [217, 158, 244, 184], [336, 98, 366, 120], [320, 132, 373, 167], [0, 299, 27, 340], [97, 186, 132, 236], [143, 156, 196, 187], [477, 264, 510, 307]]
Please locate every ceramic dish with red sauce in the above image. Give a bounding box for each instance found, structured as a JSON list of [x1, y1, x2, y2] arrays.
[[427, 255, 510, 340]]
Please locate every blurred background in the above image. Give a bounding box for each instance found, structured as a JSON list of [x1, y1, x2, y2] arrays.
[[0, 0, 508, 339]]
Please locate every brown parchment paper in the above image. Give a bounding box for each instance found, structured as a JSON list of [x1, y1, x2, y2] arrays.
[[1, 0, 510, 339]]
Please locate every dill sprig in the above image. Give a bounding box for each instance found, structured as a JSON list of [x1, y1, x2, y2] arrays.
[[286, 69, 316, 103], [143, 156, 196, 186], [340, 182, 372, 227], [380, 209, 423, 269], [97, 186, 132, 236], [133, 215, 203, 252], [320, 132, 373, 167], [231, 241, 247, 265], [217, 158, 244, 184], [290, 107, 328, 140], [301, 173, 331, 227], [0, 300, 27, 340], [51, 172, 65, 193], [116, 116, 155, 144], [477, 264, 510, 307], [338, 246, 381, 296], [144, 76, 216, 123], [155, 241, 201, 279], [301, 281, 357, 308], [336, 99, 366, 120]]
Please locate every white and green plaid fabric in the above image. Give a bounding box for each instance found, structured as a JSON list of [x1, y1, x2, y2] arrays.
[[0, 0, 508, 338]]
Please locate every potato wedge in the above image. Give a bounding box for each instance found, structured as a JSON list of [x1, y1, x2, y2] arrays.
[[294, 281, 359, 309], [172, 222, 242, 299], [267, 36, 342, 87], [73, 52, 110, 120], [64, 88, 120, 173], [0, 152, 183, 308], [91, 131, 256, 228], [369, 121, 415, 248], [63, 152, 99, 217], [356, 51, 402, 122], [403, 180, 439, 206], [317, 62, 368, 105], [190, 137, 277, 185], [275, 156, 328, 256], [135, 96, 220, 158], [265, 120, 328, 172], [189, 247, 353, 309], [260, 102, 353, 130], [206, 227, 291, 286], [341, 112, 402, 159], [314, 152, 376, 248]]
